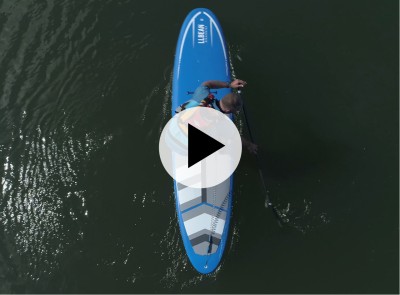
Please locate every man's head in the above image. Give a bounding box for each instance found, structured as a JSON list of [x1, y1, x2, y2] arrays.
[[219, 93, 242, 114]]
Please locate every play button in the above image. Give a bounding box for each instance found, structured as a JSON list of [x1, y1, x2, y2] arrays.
[[188, 124, 224, 167], [159, 107, 242, 189]]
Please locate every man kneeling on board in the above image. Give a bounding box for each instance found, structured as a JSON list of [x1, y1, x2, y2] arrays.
[[175, 79, 258, 154]]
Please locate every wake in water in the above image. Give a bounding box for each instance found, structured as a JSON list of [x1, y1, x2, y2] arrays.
[[272, 198, 331, 234]]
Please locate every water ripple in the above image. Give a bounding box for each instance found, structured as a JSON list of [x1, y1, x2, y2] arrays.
[[0, 116, 112, 281], [0, 2, 116, 287]]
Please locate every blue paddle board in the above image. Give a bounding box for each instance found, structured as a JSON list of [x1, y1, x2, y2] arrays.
[[171, 8, 233, 274]]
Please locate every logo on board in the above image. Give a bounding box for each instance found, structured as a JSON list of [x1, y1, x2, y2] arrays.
[[197, 24, 208, 44]]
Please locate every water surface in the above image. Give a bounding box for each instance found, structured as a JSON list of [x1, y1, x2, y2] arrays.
[[0, 0, 398, 293]]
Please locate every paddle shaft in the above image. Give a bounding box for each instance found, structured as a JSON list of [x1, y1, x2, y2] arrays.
[[239, 90, 271, 205], [238, 88, 284, 225]]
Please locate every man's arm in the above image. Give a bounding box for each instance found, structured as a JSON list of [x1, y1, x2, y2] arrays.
[[202, 79, 247, 89]]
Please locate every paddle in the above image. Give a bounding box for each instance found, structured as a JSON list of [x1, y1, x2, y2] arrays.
[[237, 88, 286, 227]]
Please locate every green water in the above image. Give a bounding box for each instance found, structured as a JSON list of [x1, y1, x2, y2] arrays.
[[0, 0, 398, 293]]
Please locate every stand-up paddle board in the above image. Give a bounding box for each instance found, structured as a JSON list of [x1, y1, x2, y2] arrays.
[[171, 8, 233, 274]]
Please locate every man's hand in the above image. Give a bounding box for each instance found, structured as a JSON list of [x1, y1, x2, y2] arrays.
[[241, 136, 258, 155], [246, 142, 258, 155], [230, 79, 247, 89]]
